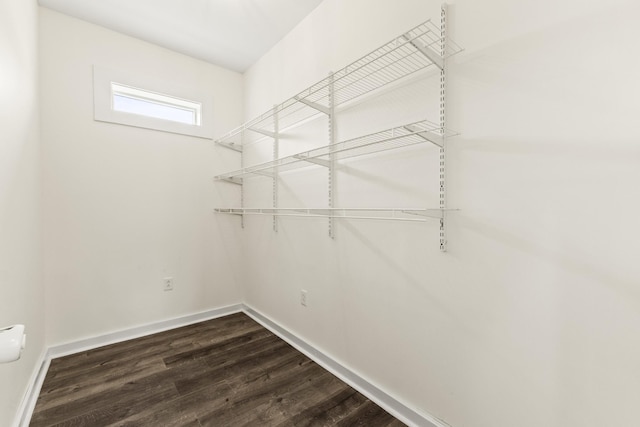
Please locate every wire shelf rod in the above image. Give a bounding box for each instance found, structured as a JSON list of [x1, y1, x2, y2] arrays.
[[214, 207, 455, 222]]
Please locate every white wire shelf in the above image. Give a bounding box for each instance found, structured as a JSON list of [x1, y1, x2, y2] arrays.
[[216, 119, 458, 183], [214, 19, 463, 149], [214, 208, 457, 222]]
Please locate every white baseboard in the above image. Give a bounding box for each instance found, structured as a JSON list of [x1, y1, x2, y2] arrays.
[[17, 303, 449, 427], [47, 304, 243, 359], [243, 304, 450, 427]]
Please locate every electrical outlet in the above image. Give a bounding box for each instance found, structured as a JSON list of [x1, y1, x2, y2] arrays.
[[300, 289, 307, 307], [163, 277, 174, 291]]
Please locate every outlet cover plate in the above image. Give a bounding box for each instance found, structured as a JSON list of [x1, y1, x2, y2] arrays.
[[300, 289, 307, 306]]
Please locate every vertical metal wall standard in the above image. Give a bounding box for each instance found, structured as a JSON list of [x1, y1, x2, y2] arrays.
[[328, 72, 336, 239], [439, 3, 448, 252], [272, 105, 279, 232], [240, 130, 245, 229]]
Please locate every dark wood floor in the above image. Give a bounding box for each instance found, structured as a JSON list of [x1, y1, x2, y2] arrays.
[[30, 312, 405, 426]]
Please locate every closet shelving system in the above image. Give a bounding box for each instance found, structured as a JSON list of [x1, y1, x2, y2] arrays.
[[214, 5, 462, 251]]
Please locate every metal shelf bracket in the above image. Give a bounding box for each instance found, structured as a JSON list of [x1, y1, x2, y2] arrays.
[[403, 124, 443, 147], [218, 176, 243, 185], [402, 34, 444, 70], [293, 96, 330, 115], [249, 127, 277, 139], [292, 154, 331, 168], [215, 141, 243, 152]]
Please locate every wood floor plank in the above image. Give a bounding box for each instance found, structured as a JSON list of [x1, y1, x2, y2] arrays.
[[196, 358, 342, 425], [45, 313, 261, 384], [34, 356, 167, 412], [104, 398, 201, 427], [249, 369, 349, 426], [335, 400, 405, 427], [276, 388, 366, 426], [31, 377, 180, 426], [164, 326, 275, 368], [31, 313, 406, 426], [172, 335, 291, 396]]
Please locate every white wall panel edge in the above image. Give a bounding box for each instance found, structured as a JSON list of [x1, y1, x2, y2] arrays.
[[243, 304, 450, 427]]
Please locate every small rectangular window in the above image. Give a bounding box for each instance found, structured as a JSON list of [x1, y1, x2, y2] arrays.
[[93, 66, 213, 139], [111, 83, 201, 126]]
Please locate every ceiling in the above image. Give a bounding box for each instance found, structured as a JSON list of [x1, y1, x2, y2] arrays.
[[38, 0, 324, 72]]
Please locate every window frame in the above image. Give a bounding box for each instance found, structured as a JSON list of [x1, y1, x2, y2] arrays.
[[93, 66, 214, 139], [111, 83, 202, 126]]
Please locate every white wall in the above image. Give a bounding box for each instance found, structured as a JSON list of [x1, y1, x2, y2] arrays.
[[241, 1, 640, 426], [39, 8, 245, 346], [0, 0, 45, 425]]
